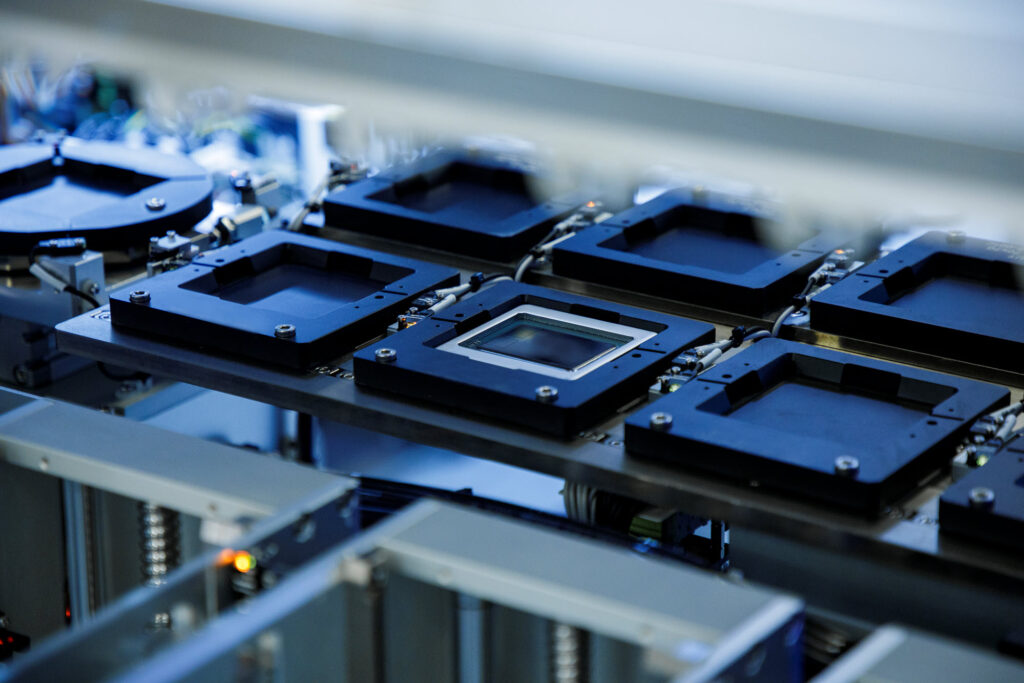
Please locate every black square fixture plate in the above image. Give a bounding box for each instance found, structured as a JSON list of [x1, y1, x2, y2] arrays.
[[109, 231, 459, 369], [552, 189, 846, 316], [0, 139, 213, 253], [353, 282, 715, 437], [940, 437, 1024, 553], [322, 151, 585, 261], [811, 231, 1024, 373], [626, 339, 1008, 514]]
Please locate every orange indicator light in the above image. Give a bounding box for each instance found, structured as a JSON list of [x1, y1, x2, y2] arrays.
[[233, 551, 256, 574]]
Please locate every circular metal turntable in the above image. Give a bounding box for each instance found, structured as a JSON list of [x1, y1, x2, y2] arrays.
[[0, 138, 214, 256]]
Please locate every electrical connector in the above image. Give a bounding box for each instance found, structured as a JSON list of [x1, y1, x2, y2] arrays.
[[28, 237, 87, 264], [411, 293, 444, 310]]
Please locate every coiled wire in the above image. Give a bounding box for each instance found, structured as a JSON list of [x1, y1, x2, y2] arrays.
[[138, 502, 181, 587]]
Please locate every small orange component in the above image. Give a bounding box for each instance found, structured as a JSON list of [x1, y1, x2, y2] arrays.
[[218, 548, 257, 573], [232, 551, 256, 574]]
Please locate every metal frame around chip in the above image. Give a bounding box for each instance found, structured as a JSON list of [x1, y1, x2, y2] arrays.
[[353, 281, 715, 436], [435, 303, 656, 381]]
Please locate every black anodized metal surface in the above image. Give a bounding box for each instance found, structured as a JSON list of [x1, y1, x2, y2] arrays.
[[626, 339, 1009, 514], [810, 231, 1024, 373], [322, 152, 583, 262], [353, 281, 715, 436], [940, 436, 1024, 553], [0, 139, 213, 253], [551, 188, 845, 315], [109, 230, 459, 369]]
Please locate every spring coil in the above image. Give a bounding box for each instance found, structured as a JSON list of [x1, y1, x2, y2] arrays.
[[555, 482, 593, 683], [138, 502, 181, 586], [550, 621, 588, 683]]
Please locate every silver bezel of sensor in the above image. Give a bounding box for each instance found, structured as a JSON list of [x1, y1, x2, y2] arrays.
[[437, 303, 655, 380]]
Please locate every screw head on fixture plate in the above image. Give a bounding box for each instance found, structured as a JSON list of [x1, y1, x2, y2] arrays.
[[535, 385, 558, 403], [650, 412, 673, 432], [834, 455, 860, 477], [968, 486, 995, 510], [129, 290, 151, 304]]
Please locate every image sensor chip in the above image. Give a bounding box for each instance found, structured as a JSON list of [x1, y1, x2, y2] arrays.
[[438, 305, 656, 380], [354, 282, 714, 436]]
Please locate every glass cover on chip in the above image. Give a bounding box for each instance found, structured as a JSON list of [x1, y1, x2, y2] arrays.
[[459, 313, 632, 370]]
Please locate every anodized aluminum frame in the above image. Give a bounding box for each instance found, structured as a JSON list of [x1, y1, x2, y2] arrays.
[[323, 152, 586, 262], [0, 139, 214, 253], [939, 434, 1024, 553], [354, 281, 715, 436], [812, 625, 1024, 683], [436, 303, 656, 381], [0, 386, 353, 636], [624, 338, 1009, 514], [552, 189, 846, 316], [108, 230, 460, 369], [0, 388, 346, 523], [810, 231, 1024, 374], [4, 499, 804, 683]]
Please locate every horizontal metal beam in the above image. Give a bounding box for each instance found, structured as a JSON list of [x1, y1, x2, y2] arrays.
[[0, 388, 346, 522], [2, 0, 1023, 229], [812, 625, 1024, 682], [24, 500, 801, 682], [376, 502, 801, 657]]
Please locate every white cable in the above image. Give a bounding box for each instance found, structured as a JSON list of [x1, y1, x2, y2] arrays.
[[770, 256, 864, 338], [426, 276, 514, 316], [772, 305, 798, 337], [995, 413, 1018, 442], [746, 330, 772, 343], [696, 347, 724, 371], [988, 400, 1024, 421], [510, 205, 600, 284], [287, 170, 347, 230], [536, 232, 577, 253], [692, 339, 732, 356], [426, 293, 458, 314], [434, 282, 472, 299], [514, 255, 535, 282], [481, 275, 513, 288]]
